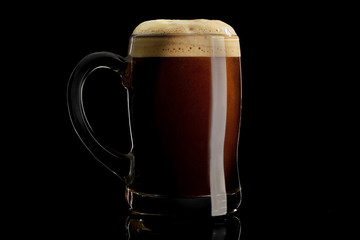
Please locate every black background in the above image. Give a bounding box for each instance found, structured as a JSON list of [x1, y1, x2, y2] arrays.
[[5, 2, 349, 239]]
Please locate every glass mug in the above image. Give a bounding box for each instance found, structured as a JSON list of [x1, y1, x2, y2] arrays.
[[67, 19, 242, 217]]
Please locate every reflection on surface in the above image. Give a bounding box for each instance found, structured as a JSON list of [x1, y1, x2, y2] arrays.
[[125, 213, 241, 240]]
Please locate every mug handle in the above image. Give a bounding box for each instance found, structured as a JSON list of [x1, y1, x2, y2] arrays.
[[67, 52, 134, 184]]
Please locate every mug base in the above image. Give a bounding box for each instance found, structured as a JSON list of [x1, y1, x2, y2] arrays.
[[125, 188, 241, 217]]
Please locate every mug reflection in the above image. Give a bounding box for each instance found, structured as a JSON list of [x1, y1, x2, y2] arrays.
[[125, 213, 241, 240]]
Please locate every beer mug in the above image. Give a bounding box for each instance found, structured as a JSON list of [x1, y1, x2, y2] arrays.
[[67, 19, 242, 217]]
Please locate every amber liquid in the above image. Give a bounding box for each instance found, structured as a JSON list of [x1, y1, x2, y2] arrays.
[[128, 57, 241, 197]]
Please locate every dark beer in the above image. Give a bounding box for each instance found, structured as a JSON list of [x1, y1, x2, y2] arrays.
[[128, 56, 241, 197], [125, 20, 242, 215], [68, 19, 243, 216]]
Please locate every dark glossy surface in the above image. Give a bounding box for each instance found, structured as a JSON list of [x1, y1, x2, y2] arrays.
[[124, 213, 241, 240]]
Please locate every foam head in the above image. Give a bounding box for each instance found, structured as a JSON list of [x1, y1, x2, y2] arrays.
[[129, 19, 240, 57]]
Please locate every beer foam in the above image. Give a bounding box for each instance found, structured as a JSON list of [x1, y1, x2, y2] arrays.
[[133, 19, 237, 36], [129, 19, 240, 57]]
